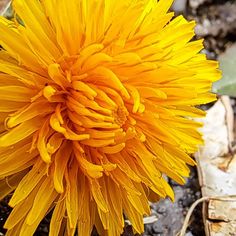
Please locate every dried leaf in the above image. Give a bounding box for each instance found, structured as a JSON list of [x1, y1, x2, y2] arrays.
[[194, 97, 236, 236]]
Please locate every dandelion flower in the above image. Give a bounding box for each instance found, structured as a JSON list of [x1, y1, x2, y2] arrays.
[[0, 0, 220, 235]]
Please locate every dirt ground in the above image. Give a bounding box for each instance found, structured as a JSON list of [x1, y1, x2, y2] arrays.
[[0, 0, 235, 236]]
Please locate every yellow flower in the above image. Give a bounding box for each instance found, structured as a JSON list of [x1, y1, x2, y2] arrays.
[[0, 0, 220, 235]]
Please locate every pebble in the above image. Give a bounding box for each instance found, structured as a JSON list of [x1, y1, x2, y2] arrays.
[[156, 206, 166, 214], [189, 0, 207, 9], [152, 223, 164, 234], [172, 0, 187, 13], [195, 19, 211, 36], [185, 232, 194, 236]]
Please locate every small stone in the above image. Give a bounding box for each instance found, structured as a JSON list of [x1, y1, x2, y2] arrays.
[[195, 19, 211, 36], [189, 0, 207, 9], [152, 223, 163, 234], [185, 232, 194, 236], [156, 206, 166, 214], [172, 0, 187, 13]]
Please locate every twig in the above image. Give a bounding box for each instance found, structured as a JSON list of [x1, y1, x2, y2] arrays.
[[178, 195, 236, 236], [125, 215, 158, 226]]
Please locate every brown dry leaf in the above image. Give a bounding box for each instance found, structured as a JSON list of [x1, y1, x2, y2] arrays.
[[208, 198, 236, 222], [194, 97, 236, 236], [206, 220, 236, 236]]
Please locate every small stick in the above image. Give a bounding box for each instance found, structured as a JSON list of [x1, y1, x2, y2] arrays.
[[178, 195, 236, 236]]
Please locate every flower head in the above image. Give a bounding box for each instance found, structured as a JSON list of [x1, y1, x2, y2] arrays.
[[0, 0, 220, 235]]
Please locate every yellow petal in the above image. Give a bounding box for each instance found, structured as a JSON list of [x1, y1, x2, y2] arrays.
[[53, 142, 71, 193], [9, 160, 47, 207], [0, 170, 26, 201], [0, 117, 41, 147]]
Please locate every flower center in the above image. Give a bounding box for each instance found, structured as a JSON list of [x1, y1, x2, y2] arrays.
[[8, 49, 147, 164], [113, 106, 128, 126]]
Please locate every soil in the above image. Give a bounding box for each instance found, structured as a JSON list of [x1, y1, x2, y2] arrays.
[[0, 0, 235, 236], [143, 168, 204, 236]]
